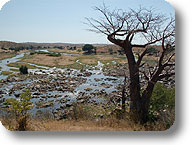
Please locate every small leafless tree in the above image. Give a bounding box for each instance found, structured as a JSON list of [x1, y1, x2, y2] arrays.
[[86, 5, 175, 123]]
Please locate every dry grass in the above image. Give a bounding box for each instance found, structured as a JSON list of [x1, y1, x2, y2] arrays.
[[0, 52, 16, 60], [39, 120, 138, 131], [20, 53, 128, 68], [80, 58, 97, 64], [21, 54, 77, 67], [49, 48, 82, 54], [0, 71, 13, 75], [95, 55, 117, 61], [0, 107, 174, 131], [1, 116, 173, 131], [20, 53, 157, 68], [1, 118, 143, 131]]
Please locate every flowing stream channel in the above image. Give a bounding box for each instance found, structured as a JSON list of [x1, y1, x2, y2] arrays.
[[0, 51, 124, 117]]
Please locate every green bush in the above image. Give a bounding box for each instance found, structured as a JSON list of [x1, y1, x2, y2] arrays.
[[19, 65, 28, 74], [146, 47, 159, 55], [30, 51, 36, 55], [117, 48, 125, 55], [166, 46, 175, 54], [77, 49, 82, 52], [1, 47, 7, 50], [108, 48, 113, 55], [148, 82, 175, 121], [82, 44, 96, 54], [4, 90, 33, 130]]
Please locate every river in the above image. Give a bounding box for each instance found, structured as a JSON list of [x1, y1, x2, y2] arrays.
[[0, 51, 124, 117]]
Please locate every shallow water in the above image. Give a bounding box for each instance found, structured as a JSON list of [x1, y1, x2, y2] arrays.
[[0, 51, 123, 116], [0, 53, 24, 79]]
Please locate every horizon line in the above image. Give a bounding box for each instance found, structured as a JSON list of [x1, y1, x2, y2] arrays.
[[0, 40, 112, 45]]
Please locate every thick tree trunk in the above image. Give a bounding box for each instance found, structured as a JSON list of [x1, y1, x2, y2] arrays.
[[140, 82, 155, 123], [123, 44, 156, 123], [123, 45, 143, 122], [107, 37, 156, 123]]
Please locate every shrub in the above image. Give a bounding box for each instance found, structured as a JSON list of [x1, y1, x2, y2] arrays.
[[58, 46, 63, 49], [82, 44, 95, 54], [4, 90, 33, 130], [148, 82, 175, 121], [66, 103, 105, 121], [30, 51, 36, 55], [67, 103, 95, 120], [77, 49, 82, 52], [117, 48, 125, 55], [108, 48, 113, 55], [165, 45, 175, 54], [19, 65, 28, 74], [1, 47, 7, 50], [146, 47, 159, 55]]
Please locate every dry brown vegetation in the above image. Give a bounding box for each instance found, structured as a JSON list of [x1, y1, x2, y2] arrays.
[[20, 54, 77, 67], [95, 55, 127, 63], [20, 53, 128, 68], [32, 120, 139, 131], [0, 118, 141, 131], [49, 48, 83, 54], [1, 109, 174, 131], [0, 52, 16, 60]]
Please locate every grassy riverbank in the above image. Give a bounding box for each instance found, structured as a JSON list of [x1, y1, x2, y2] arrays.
[[0, 52, 16, 60], [0, 71, 13, 75], [17, 53, 128, 69], [7, 62, 43, 69]]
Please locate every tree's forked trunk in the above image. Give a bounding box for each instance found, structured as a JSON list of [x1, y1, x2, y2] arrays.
[[123, 45, 155, 123]]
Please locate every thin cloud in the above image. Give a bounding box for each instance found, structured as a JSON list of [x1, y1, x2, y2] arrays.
[[0, 0, 10, 11]]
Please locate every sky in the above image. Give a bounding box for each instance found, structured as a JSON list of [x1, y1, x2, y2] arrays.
[[0, 0, 175, 44]]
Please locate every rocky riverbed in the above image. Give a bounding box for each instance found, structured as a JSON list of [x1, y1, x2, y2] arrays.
[[0, 59, 125, 120], [0, 51, 175, 120]]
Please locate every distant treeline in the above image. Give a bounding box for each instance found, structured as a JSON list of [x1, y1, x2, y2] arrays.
[[0, 45, 51, 51], [0, 45, 77, 52], [54, 46, 77, 50]]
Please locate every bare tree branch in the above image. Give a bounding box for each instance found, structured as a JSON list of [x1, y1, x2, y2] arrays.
[[85, 5, 175, 122]]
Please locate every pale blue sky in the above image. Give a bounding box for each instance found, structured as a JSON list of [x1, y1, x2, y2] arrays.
[[0, 0, 175, 44]]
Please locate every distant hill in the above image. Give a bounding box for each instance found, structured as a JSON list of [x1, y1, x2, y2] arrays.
[[0, 41, 116, 49], [0, 41, 81, 49], [0, 40, 162, 55], [0, 41, 20, 48]]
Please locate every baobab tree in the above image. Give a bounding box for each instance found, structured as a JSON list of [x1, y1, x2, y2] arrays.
[[86, 5, 175, 123]]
